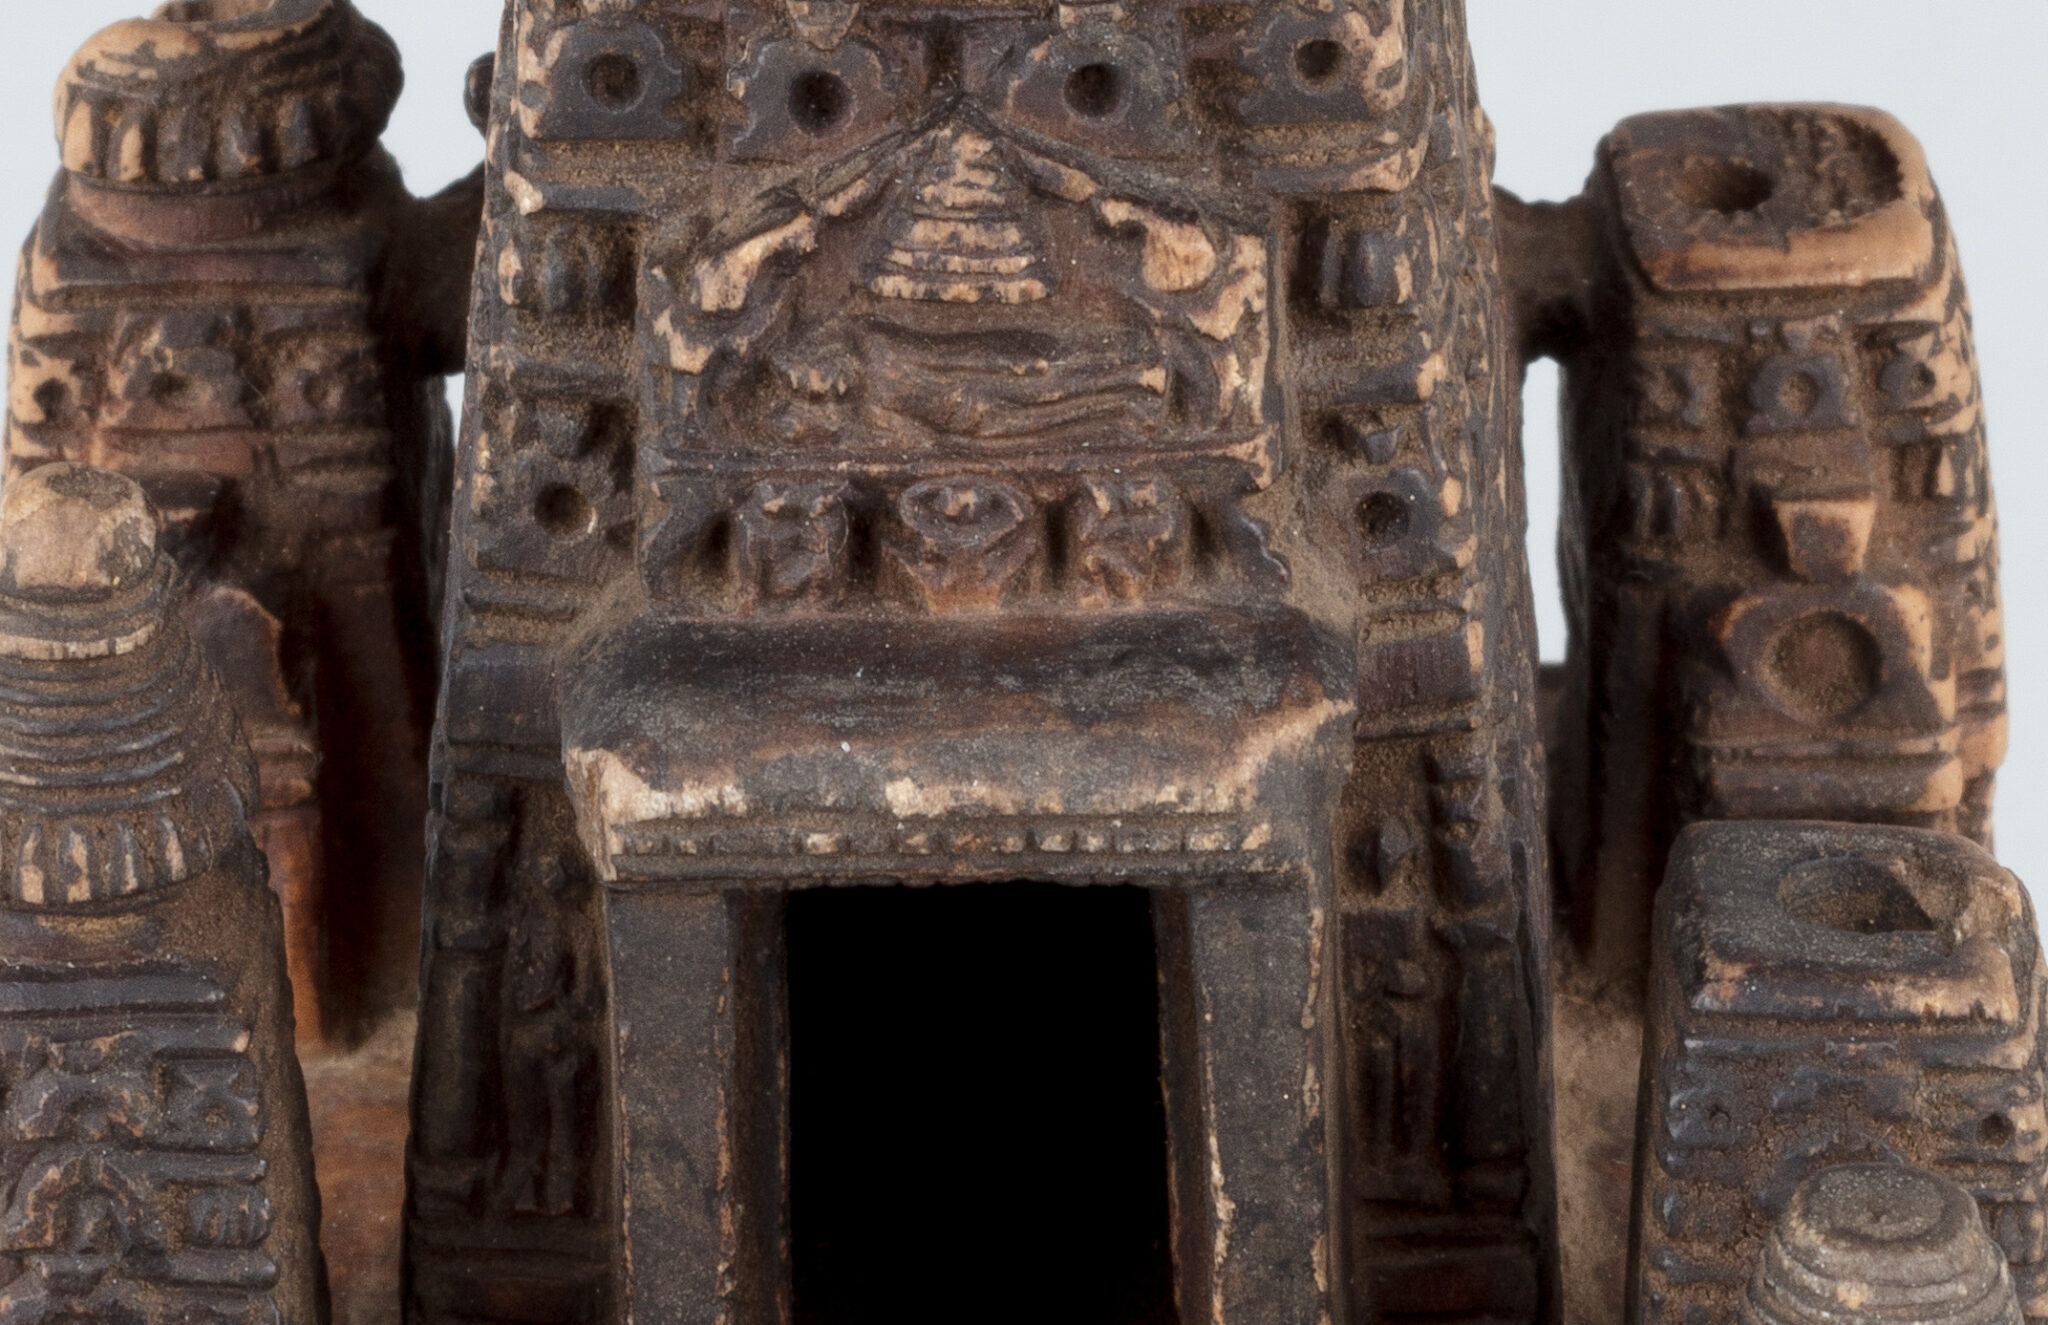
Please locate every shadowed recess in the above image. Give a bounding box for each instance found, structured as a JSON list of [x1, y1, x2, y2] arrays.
[[789, 882, 1178, 1325]]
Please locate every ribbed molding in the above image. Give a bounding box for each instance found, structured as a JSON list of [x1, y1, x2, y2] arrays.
[[1743, 1165, 2023, 1325], [55, 0, 401, 187], [0, 465, 256, 908]]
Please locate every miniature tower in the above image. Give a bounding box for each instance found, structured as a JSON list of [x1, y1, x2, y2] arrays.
[[413, 0, 1553, 1319], [5, 0, 482, 1041], [1539, 105, 2004, 978], [1634, 822, 2048, 1324], [0, 464, 322, 1323], [1743, 1165, 2023, 1325]]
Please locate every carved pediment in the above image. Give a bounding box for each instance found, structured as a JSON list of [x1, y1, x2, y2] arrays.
[[638, 112, 1284, 610], [647, 117, 1271, 453]]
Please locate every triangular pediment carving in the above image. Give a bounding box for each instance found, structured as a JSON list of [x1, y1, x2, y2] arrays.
[[645, 112, 1274, 464]]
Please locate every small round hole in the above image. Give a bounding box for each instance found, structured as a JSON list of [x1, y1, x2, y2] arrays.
[[1766, 612, 1882, 721], [1674, 157, 1775, 215], [1777, 855, 1937, 935], [584, 53, 644, 111], [1064, 63, 1126, 120], [534, 483, 596, 537], [1776, 369, 1823, 420], [1358, 491, 1411, 547], [1293, 38, 1347, 88], [790, 70, 851, 135], [1981, 1114, 2015, 1148]]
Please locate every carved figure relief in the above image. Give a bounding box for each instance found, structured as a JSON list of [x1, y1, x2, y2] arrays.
[[413, 0, 1553, 1319], [0, 3, 2035, 1325]]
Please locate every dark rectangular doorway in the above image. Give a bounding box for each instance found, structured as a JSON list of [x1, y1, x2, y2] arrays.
[[787, 882, 1178, 1325]]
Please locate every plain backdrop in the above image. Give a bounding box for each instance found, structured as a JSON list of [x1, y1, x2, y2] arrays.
[[4, 2, 2045, 887]]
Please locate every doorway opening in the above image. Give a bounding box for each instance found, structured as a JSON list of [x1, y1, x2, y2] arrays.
[[788, 882, 1178, 1324]]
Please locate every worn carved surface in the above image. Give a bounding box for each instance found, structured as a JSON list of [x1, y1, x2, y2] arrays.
[[0, 464, 323, 1324], [1744, 1163, 2031, 1325], [6, 0, 482, 1047], [415, 0, 1551, 1319], [1634, 823, 2048, 1324], [0, 3, 2035, 1325], [1496, 100, 2012, 1325], [1743, 1164, 2024, 1325], [0, 2, 484, 1316], [1519, 104, 2003, 981]]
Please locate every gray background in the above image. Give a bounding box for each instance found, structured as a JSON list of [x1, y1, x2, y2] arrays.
[[5, 2, 2044, 885]]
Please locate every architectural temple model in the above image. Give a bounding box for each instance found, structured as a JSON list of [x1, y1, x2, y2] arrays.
[[0, 1, 2031, 1322]]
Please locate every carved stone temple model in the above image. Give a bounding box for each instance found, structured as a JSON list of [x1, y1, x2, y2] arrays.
[[0, 464, 323, 1323], [0, 1, 2034, 1324]]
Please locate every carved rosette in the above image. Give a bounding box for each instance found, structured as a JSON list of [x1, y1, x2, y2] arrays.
[[1074, 476, 1189, 605], [884, 478, 1042, 611], [1228, 0, 1426, 192], [735, 480, 852, 609], [0, 465, 255, 908]]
